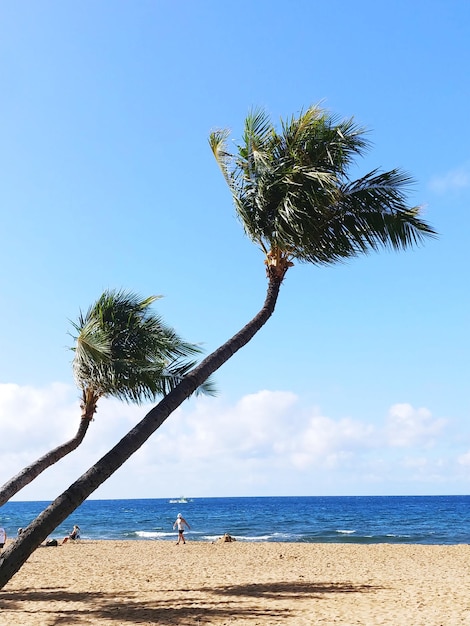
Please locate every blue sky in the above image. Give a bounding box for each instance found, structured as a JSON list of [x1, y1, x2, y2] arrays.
[[1, 0, 469, 500]]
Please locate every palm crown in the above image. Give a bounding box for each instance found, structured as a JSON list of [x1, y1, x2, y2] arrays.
[[210, 105, 436, 279], [71, 289, 214, 419]]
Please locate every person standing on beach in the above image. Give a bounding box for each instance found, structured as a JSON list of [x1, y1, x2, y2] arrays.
[[0, 526, 6, 550], [173, 513, 190, 545]]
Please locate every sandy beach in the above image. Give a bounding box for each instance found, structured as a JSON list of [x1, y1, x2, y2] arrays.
[[0, 540, 469, 625]]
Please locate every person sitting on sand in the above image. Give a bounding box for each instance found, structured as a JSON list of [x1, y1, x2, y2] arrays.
[[173, 513, 190, 545], [62, 524, 80, 544]]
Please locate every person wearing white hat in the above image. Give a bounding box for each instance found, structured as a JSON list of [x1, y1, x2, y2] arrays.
[[173, 513, 190, 545]]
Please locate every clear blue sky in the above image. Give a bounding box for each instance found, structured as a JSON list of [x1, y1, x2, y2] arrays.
[[1, 0, 469, 500]]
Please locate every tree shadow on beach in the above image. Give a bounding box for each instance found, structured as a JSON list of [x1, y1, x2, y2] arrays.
[[207, 580, 377, 599], [0, 580, 381, 625]]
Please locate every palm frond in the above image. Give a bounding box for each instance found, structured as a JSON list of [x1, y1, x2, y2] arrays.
[[158, 359, 217, 397], [208, 129, 233, 187], [70, 289, 216, 408], [210, 105, 436, 267], [71, 318, 112, 365]]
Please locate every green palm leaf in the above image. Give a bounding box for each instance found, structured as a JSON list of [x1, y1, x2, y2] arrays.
[[71, 289, 216, 411], [210, 104, 436, 274]]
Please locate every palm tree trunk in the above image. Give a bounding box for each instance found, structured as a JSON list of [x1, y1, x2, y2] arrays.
[[0, 275, 282, 589], [0, 417, 92, 507]]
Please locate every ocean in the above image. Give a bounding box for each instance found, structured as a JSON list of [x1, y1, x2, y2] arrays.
[[1, 496, 469, 545]]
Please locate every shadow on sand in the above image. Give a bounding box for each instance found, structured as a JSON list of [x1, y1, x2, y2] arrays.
[[0, 580, 380, 625]]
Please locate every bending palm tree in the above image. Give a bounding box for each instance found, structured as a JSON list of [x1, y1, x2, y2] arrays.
[[0, 289, 213, 507], [0, 105, 436, 587]]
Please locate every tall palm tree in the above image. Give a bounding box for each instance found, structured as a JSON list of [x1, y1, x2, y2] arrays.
[[0, 289, 213, 507], [0, 106, 436, 587]]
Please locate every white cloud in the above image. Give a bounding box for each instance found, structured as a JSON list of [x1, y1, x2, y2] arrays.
[[144, 390, 299, 465], [457, 450, 470, 467], [397, 455, 450, 485], [429, 163, 470, 194], [0, 382, 79, 452], [0, 384, 467, 500], [385, 403, 447, 448], [289, 413, 376, 470], [0, 382, 151, 500]]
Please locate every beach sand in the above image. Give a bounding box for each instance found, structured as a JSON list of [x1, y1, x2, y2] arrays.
[[0, 540, 469, 625]]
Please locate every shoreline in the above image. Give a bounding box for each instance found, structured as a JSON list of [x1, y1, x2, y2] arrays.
[[4, 495, 470, 545], [1, 540, 470, 625]]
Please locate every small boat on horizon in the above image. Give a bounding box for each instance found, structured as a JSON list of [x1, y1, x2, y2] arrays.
[[169, 497, 192, 504]]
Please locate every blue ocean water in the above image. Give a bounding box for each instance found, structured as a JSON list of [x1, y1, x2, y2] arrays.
[[1, 496, 469, 544]]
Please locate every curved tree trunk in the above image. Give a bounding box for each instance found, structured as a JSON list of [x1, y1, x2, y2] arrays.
[[0, 274, 283, 589], [0, 417, 92, 507]]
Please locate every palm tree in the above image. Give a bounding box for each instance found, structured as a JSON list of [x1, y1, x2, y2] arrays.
[[0, 289, 213, 507], [0, 106, 436, 587]]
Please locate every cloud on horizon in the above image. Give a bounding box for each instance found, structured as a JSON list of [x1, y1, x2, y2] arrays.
[[1, 383, 468, 501]]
